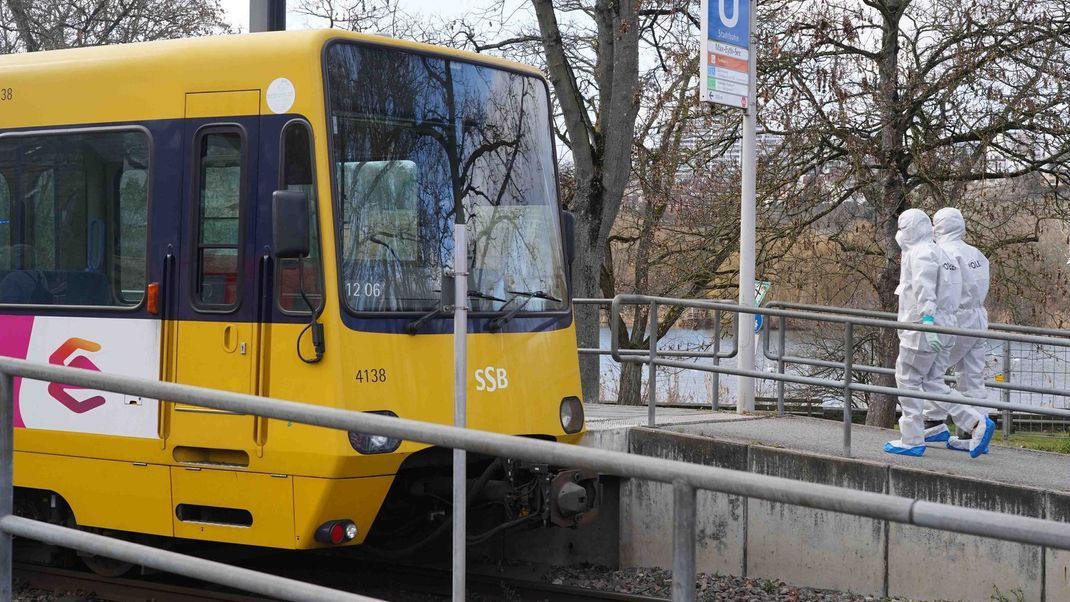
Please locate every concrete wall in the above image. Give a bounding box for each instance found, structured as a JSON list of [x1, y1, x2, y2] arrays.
[[620, 430, 747, 577], [620, 427, 1065, 601]]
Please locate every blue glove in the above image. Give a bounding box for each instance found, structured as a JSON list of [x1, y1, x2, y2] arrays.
[[921, 315, 941, 353]]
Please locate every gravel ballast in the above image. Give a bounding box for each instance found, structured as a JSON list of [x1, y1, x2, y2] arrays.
[[544, 565, 917, 601]]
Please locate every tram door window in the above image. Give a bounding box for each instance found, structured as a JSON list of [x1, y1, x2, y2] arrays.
[[277, 121, 322, 313], [194, 131, 244, 309]]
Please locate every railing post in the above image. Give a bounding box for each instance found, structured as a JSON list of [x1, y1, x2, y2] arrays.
[[0, 370, 12, 601], [712, 309, 721, 411], [1002, 339, 1012, 440], [451, 223, 468, 602], [843, 323, 853, 457], [648, 301, 658, 427], [777, 315, 787, 416], [672, 480, 697, 602]]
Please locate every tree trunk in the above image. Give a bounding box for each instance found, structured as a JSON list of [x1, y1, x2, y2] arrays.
[[617, 361, 644, 405], [532, 0, 640, 405], [865, 0, 908, 428], [573, 217, 606, 404]]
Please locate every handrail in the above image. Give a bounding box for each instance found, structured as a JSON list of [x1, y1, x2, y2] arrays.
[[575, 297, 736, 410], [767, 301, 1070, 338], [606, 294, 1070, 457], [763, 300, 1066, 437], [6, 357, 1070, 602]]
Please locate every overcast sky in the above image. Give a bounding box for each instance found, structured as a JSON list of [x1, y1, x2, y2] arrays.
[[219, 0, 473, 31]]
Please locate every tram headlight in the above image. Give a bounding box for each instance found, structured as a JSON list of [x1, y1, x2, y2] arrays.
[[560, 396, 584, 434], [348, 411, 402, 454]]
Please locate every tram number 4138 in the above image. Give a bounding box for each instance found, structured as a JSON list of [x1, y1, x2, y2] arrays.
[[0, 88, 13, 101], [356, 368, 387, 383]]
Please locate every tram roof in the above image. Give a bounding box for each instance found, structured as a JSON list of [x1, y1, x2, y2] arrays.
[[0, 29, 545, 129]]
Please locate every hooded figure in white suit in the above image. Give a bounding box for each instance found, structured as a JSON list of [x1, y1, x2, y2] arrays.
[[885, 209, 993, 457], [922, 207, 996, 454]]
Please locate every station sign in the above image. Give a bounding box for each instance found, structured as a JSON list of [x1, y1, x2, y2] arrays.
[[701, 0, 751, 108]]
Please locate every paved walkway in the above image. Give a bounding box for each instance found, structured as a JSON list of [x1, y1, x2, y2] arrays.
[[671, 414, 1070, 492], [584, 403, 759, 431]]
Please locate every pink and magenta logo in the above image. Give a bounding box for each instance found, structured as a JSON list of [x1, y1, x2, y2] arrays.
[[47, 338, 106, 414]]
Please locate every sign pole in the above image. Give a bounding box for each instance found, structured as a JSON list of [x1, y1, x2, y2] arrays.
[[700, 0, 757, 414], [737, 5, 757, 414]]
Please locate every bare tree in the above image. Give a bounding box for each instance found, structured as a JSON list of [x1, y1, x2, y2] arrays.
[[1, 0, 230, 53]]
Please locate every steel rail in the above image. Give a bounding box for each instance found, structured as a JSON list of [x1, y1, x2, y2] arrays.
[[609, 295, 1070, 348], [14, 562, 271, 601], [767, 301, 1070, 338], [626, 352, 1070, 419]]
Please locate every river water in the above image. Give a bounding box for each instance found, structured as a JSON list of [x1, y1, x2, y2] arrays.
[[596, 327, 1070, 410]]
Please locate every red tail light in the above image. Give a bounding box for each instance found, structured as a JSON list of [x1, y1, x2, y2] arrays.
[[315, 519, 357, 545]]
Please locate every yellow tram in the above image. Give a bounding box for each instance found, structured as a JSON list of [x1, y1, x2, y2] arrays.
[[0, 30, 593, 560]]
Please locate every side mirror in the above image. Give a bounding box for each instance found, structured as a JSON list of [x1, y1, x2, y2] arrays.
[[561, 210, 576, 270], [273, 190, 310, 259]]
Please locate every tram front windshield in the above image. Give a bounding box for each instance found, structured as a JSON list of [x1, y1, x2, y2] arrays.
[[326, 43, 567, 314]]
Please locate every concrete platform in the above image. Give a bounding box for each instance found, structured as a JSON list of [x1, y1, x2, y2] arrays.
[[668, 414, 1070, 493], [585, 402, 759, 430]]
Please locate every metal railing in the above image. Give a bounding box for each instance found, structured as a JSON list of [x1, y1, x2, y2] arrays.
[[606, 295, 1070, 457], [764, 301, 1070, 438], [575, 298, 738, 421], [7, 351, 1070, 601]]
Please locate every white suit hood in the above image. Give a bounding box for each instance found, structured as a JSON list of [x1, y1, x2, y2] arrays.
[[933, 206, 990, 326], [895, 208, 960, 351], [897, 209, 934, 249], [934, 207, 966, 244]]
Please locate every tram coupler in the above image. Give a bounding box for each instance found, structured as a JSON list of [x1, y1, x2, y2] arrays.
[[548, 468, 600, 527]]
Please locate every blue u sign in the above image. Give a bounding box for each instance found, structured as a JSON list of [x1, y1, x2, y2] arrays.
[[708, 0, 750, 49]]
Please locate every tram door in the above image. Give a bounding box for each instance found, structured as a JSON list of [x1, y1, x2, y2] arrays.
[[168, 91, 264, 459]]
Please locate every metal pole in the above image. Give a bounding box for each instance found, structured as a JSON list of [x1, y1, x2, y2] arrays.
[[777, 315, 786, 416], [452, 222, 467, 601], [736, 5, 758, 415], [712, 309, 721, 411], [0, 371, 11, 601], [648, 301, 658, 427], [843, 323, 853, 457], [249, 0, 286, 32], [672, 480, 697, 602], [1002, 339, 1012, 440]]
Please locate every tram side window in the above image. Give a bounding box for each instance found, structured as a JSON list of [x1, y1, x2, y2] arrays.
[[195, 132, 243, 308], [0, 175, 9, 267], [0, 131, 149, 307], [277, 122, 323, 313]]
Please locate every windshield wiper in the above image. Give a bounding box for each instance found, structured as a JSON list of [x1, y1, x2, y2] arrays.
[[406, 290, 510, 335], [487, 290, 563, 332]]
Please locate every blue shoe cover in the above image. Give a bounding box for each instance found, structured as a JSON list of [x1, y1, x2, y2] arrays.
[[969, 418, 996, 459], [925, 429, 950, 443], [884, 441, 925, 456], [947, 436, 989, 454]]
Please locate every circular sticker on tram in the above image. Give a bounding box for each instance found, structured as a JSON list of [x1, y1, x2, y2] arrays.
[[266, 78, 296, 114]]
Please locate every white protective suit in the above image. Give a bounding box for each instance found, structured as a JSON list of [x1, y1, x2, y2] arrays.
[[888, 209, 983, 453], [923, 207, 992, 443]]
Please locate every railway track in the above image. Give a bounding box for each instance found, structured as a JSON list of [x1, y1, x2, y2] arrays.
[[13, 563, 271, 602], [14, 560, 668, 601]]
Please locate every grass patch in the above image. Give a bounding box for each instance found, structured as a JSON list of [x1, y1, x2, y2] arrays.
[[994, 432, 1070, 454]]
